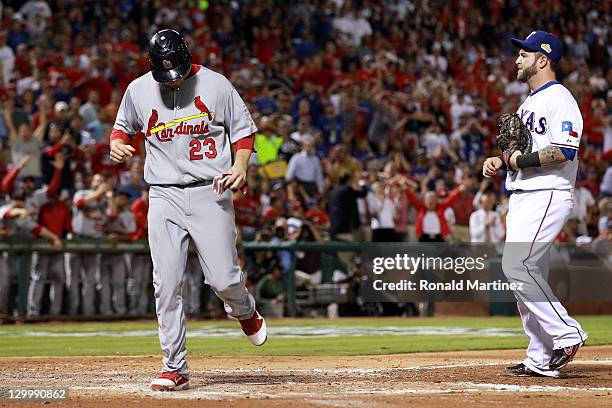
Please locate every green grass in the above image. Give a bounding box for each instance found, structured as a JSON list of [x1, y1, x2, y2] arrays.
[[0, 316, 610, 357]]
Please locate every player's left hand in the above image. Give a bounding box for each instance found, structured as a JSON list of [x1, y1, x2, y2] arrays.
[[223, 164, 247, 191], [213, 166, 248, 196]]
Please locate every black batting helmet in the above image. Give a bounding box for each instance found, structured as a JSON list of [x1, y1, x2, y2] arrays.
[[148, 29, 192, 83]]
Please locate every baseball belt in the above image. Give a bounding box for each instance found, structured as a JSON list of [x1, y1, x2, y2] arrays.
[[149, 179, 214, 189]]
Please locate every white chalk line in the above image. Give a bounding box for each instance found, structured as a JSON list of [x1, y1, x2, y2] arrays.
[[0, 326, 525, 338], [457, 382, 612, 393], [182, 359, 612, 375]]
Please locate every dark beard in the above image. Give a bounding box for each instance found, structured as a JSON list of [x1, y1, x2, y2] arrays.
[[517, 61, 537, 83]]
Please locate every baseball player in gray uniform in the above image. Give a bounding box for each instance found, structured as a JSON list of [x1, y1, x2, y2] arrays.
[[26, 155, 67, 317], [109, 29, 267, 391], [69, 173, 113, 315], [0, 195, 63, 314], [99, 190, 136, 315], [127, 189, 151, 316]]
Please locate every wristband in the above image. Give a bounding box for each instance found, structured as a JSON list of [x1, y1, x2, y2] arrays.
[[516, 151, 541, 169]]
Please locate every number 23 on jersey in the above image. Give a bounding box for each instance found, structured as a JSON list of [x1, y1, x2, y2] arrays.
[[189, 138, 217, 160]]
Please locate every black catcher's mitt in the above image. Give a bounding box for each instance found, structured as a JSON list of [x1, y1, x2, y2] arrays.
[[496, 113, 533, 170]]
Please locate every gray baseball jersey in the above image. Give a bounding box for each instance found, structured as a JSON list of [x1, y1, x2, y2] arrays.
[[27, 189, 49, 212], [72, 190, 108, 238], [107, 209, 136, 236], [0, 204, 39, 235], [113, 65, 257, 184]]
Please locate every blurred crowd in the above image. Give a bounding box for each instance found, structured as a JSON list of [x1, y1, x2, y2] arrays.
[[0, 0, 610, 318]]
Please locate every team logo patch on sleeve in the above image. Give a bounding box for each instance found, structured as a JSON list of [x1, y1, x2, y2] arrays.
[[562, 121, 578, 137]]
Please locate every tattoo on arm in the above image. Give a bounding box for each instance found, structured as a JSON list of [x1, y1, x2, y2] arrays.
[[538, 145, 567, 166]]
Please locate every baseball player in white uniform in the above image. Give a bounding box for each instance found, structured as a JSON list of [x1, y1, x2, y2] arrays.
[[109, 29, 267, 391], [483, 31, 587, 378]]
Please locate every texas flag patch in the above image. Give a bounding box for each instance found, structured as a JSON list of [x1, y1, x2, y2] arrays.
[[562, 121, 578, 137]]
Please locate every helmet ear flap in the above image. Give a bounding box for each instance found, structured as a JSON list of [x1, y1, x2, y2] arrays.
[[148, 29, 192, 83]]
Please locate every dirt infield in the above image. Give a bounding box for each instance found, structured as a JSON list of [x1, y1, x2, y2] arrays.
[[2, 346, 611, 407]]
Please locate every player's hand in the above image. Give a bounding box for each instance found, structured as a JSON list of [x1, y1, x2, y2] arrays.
[[213, 166, 248, 196], [223, 164, 247, 191], [110, 139, 135, 163], [483, 157, 503, 178]]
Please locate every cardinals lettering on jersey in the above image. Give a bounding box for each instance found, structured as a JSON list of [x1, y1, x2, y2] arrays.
[[145, 97, 214, 142]]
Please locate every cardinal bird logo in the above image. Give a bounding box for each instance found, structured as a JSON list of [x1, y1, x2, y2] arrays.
[[146, 109, 159, 137], [194, 96, 213, 121]]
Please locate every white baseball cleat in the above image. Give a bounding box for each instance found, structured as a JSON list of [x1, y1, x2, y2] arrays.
[[150, 371, 190, 391], [239, 309, 268, 346]]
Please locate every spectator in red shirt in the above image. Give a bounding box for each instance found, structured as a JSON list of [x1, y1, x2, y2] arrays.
[[449, 174, 477, 227], [304, 197, 330, 230], [263, 196, 285, 223], [233, 190, 260, 238], [401, 178, 466, 242]]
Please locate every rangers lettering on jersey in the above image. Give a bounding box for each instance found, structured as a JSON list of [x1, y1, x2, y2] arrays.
[[506, 81, 582, 191]]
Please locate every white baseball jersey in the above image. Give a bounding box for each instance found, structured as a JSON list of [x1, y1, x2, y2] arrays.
[[113, 65, 257, 185], [469, 209, 504, 243], [506, 81, 582, 191]]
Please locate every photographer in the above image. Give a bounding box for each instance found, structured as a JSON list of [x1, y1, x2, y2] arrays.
[[255, 265, 285, 318], [328, 172, 368, 243]]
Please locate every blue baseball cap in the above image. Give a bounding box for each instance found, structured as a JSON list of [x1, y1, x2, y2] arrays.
[[510, 31, 563, 62]]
